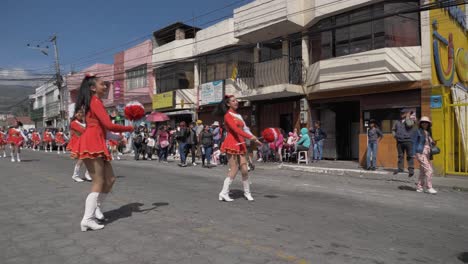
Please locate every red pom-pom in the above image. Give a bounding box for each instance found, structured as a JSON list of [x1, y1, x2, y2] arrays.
[[124, 101, 145, 121], [262, 128, 280, 143]]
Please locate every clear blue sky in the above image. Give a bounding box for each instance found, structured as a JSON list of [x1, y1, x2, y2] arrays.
[[1, 0, 250, 75]]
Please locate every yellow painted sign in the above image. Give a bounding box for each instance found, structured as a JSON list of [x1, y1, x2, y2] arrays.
[[152, 91, 174, 109], [431, 1, 468, 87]]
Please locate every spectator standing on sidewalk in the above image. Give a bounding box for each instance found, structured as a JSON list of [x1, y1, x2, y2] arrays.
[[185, 122, 198, 166], [310, 121, 327, 162], [412, 116, 438, 194], [212, 121, 222, 146], [199, 125, 214, 168], [176, 122, 188, 167], [157, 125, 170, 163], [392, 109, 416, 177], [366, 119, 383, 170], [132, 123, 145, 160]]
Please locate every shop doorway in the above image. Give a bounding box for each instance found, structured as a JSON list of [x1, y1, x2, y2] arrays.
[[319, 101, 360, 160], [280, 113, 293, 134], [334, 102, 360, 160]]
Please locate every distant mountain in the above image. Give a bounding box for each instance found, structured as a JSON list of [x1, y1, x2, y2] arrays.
[[0, 84, 35, 114]]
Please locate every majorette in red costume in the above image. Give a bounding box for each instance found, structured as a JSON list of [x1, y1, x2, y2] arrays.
[[55, 131, 66, 146], [7, 128, 26, 147], [0, 130, 6, 145], [32, 131, 41, 145], [43, 130, 53, 143], [221, 109, 253, 155], [71, 95, 132, 161], [67, 120, 86, 151]]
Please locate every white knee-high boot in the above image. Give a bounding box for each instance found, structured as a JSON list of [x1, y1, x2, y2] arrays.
[[72, 163, 84, 182], [219, 178, 234, 202], [84, 170, 92, 181], [95, 193, 107, 221], [243, 180, 254, 201], [16, 152, 21, 162], [80, 192, 104, 231]]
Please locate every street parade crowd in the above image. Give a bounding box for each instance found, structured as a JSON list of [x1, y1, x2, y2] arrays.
[[0, 73, 439, 231]]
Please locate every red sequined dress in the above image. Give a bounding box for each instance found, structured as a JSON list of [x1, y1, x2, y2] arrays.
[[71, 96, 133, 161], [220, 109, 253, 155]]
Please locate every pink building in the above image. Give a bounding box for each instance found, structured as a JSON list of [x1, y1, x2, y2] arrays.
[[117, 39, 154, 110], [66, 63, 114, 118]]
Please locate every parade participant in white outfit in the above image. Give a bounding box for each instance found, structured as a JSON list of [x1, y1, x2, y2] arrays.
[[68, 109, 92, 182], [0, 127, 7, 158], [7, 121, 28, 162]]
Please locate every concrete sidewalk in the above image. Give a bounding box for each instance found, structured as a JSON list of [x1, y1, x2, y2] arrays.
[[252, 160, 468, 191]]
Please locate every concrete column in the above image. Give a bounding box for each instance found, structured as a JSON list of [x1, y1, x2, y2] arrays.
[[253, 47, 260, 63], [282, 39, 289, 57], [175, 28, 185, 40], [194, 62, 200, 88], [302, 34, 310, 66]]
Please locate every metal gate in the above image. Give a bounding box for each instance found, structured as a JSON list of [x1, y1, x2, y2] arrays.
[[443, 88, 468, 175]]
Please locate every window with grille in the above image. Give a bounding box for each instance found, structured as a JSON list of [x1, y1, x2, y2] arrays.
[[125, 65, 147, 90]]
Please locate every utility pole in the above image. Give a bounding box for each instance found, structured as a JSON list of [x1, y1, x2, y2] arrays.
[[27, 34, 65, 128], [50, 34, 65, 129]]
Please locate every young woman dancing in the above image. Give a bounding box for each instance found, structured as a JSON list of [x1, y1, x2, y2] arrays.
[[31, 129, 41, 151], [43, 128, 54, 152], [7, 121, 28, 162], [0, 127, 7, 158], [68, 109, 92, 183], [55, 128, 68, 154], [216, 95, 261, 202], [71, 73, 133, 231]]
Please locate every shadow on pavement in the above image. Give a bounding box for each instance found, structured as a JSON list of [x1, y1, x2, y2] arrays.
[[104, 202, 169, 224], [19, 159, 40, 162], [398, 185, 417, 191], [458, 252, 468, 263]]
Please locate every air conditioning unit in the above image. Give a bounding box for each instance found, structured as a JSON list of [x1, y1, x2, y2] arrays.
[[300, 111, 308, 124], [300, 98, 308, 111]]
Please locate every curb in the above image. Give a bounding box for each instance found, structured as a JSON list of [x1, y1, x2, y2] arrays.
[[278, 164, 391, 177]]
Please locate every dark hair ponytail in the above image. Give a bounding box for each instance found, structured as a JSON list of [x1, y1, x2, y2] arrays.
[[75, 75, 97, 115], [213, 95, 232, 117]]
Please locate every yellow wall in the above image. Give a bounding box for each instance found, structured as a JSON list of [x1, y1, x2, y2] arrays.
[[430, 2, 468, 174]]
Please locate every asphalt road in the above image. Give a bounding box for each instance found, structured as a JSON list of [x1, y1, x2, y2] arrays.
[[0, 150, 467, 264]]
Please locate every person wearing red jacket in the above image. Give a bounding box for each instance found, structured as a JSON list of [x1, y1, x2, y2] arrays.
[[71, 73, 134, 232], [216, 95, 261, 202], [68, 109, 91, 183]]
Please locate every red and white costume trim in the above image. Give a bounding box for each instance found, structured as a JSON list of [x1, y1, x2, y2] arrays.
[[220, 109, 253, 155], [7, 128, 28, 147]]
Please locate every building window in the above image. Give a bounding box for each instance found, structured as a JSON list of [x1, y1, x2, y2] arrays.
[[200, 49, 254, 83], [259, 41, 283, 62], [125, 65, 147, 90], [309, 1, 420, 64], [156, 63, 194, 93], [45, 91, 54, 104], [37, 96, 43, 108]]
